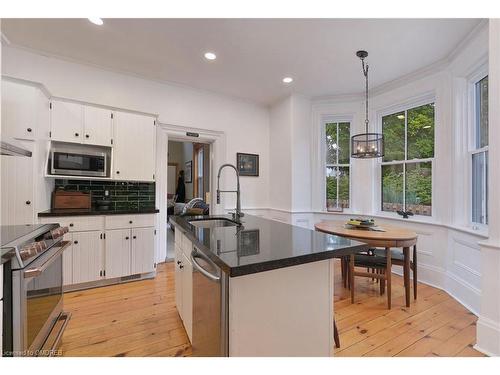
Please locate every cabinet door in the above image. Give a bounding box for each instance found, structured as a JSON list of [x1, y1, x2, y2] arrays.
[[130, 227, 155, 274], [0, 143, 34, 225], [181, 252, 193, 342], [1, 80, 37, 140], [104, 229, 131, 279], [83, 106, 113, 146], [72, 231, 103, 284], [174, 245, 183, 319], [50, 100, 83, 143], [113, 111, 156, 181]]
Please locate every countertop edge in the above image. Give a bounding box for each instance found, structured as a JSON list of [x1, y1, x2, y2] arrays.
[[38, 209, 160, 217], [170, 215, 369, 278]]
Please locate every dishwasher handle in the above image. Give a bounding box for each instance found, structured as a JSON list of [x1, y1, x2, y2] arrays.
[[191, 250, 221, 283]]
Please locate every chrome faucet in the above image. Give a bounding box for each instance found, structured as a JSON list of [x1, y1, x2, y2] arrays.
[[216, 164, 244, 223]]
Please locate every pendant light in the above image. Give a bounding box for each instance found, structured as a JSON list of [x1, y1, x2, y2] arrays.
[[351, 50, 384, 158]]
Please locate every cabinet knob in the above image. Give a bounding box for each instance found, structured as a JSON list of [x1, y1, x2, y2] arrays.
[[75, 132, 79, 137], [25, 200, 31, 205], [85, 134, 90, 138], [177, 260, 181, 265], [179, 264, 184, 269], [74, 240, 78, 244], [69, 223, 74, 227], [116, 171, 120, 174], [27, 128, 32, 133], [129, 220, 133, 224], [125, 236, 129, 240], [133, 235, 137, 239]]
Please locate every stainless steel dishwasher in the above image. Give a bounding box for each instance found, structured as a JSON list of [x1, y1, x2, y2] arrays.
[[190, 246, 229, 356]]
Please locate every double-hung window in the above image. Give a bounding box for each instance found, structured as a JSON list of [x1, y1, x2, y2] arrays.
[[325, 122, 350, 211], [471, 76, 488, 225], [380, 103, 435, 216]]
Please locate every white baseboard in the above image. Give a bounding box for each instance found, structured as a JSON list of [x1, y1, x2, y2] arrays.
[[475, 316, 500, 356]]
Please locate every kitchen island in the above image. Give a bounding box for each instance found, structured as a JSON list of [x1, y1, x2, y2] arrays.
[[170, 214, 368, 357]]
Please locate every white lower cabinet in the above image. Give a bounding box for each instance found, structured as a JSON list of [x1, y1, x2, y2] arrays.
[[174, 231, 193, 343], [40, 214, 157, 289], [105, 229, 132, 279], [131, 227, 156, 274], [72, 231, 103, 284]]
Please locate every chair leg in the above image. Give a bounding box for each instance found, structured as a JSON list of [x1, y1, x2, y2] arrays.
[[350, 254, 355, 304], [403, 247, 411, 308], [379, 269, 384, 295], [333, 320, 340, 349], [413, 244, 418, 300], [385, 247, 392, 309]]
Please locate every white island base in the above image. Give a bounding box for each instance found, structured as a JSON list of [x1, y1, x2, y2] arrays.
[[228, 259, 335, 357]]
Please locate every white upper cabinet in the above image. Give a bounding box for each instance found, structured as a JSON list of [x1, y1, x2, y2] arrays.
[[1, 80, 48, 141], [50, 100, 113, 146], [113, 111, 156, 182], [50, 100, 84, 143], [1, 141, 35, 225], [83, 106, 113, 146]]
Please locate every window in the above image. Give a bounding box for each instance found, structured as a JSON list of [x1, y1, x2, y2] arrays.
[[381, 103, 435, 216], [325, 122, 350, 211], [471, 76, 488, 225]]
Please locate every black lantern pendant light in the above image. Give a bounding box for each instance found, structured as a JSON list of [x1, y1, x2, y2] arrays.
[[351, 50, 384, 158]]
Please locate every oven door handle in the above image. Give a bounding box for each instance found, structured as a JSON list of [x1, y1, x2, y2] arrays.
[[24, 240, 71, 279]]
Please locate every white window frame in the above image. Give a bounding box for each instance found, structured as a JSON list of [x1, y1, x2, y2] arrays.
[[468, 68, 489, 229], [376, 94, 436, 218], [321, 115, 352, 212]]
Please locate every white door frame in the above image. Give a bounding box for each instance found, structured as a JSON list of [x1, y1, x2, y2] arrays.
[[155, 122, 226, 260]]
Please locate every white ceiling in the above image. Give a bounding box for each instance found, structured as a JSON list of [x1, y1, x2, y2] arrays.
[[1, 18, 482, 105]]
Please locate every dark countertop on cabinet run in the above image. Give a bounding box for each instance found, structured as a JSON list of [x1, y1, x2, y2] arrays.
[[38, 208, 160, 217], [170, 214, 368, 277]]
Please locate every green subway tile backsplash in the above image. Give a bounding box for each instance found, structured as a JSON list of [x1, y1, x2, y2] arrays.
[[54, 179, 156, 210]]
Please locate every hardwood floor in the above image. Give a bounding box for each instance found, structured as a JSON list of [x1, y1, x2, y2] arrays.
[[60, 260, 483, 357]]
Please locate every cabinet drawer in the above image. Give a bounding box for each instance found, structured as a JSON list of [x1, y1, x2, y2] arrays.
[[39, 215, 104, 232], [105, 214, 155, 230]]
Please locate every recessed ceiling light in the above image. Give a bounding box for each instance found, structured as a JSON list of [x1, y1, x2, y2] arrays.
[[204, 52, 217, 61], [88, 18, 103, 26], [282, 77, 293, 84]]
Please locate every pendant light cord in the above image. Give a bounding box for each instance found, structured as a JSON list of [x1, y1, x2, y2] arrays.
[[361, 58, 369, 134]]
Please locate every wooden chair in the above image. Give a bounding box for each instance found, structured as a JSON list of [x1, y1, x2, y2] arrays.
[[343, 245, 418, 309]]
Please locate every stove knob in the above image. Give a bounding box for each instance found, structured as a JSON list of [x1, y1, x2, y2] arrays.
[[19, 249, 31, 260]]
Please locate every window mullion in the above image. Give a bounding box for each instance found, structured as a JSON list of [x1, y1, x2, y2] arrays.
[[403, 109, 408, 211]]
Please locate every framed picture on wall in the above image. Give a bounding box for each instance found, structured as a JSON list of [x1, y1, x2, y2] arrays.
[[185, 160, 192, 183], [237, 153, 259, 177]]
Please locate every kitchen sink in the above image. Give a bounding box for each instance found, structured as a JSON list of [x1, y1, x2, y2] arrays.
[[188, 218, 240, 228]]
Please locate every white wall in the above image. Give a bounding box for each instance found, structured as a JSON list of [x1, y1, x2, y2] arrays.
[[1, 45, 270, 210]]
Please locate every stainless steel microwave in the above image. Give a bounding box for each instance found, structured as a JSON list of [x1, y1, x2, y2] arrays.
[[50, 143, 110, 178]]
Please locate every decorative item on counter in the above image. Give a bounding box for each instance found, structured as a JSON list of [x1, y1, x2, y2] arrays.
[[52, 189, 91, 209], [345, 218, 386, 231], [95, 190, 112, 211], [237, 152, 259, 176], [397, 210, 414, 219]]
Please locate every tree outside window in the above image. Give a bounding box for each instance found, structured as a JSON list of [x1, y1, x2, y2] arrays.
[[325, 122, 350, 211], [381, 103, 434, 216]]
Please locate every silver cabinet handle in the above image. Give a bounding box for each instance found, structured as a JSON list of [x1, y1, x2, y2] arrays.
[[190, 250, 220, 282]]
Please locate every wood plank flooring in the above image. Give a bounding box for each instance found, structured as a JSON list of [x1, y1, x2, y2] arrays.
[[60, 260, 483, 357]]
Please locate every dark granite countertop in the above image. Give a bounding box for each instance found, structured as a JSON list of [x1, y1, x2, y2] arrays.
[[170, 214, 368, 277], [1, 247, 16, 265], [38, 208, 159, 217]]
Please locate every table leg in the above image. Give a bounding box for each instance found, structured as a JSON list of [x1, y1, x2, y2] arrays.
[[403, 247, 410, 307], [413, 244, 418, 300], [350, 254, 355, 304], [386, 247, 391, 309]]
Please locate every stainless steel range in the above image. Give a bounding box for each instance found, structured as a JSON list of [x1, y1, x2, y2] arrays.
[[1, 224, 71, 356]]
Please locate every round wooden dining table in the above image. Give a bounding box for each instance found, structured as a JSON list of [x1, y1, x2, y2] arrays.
[[315, 221, 418, 309]]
